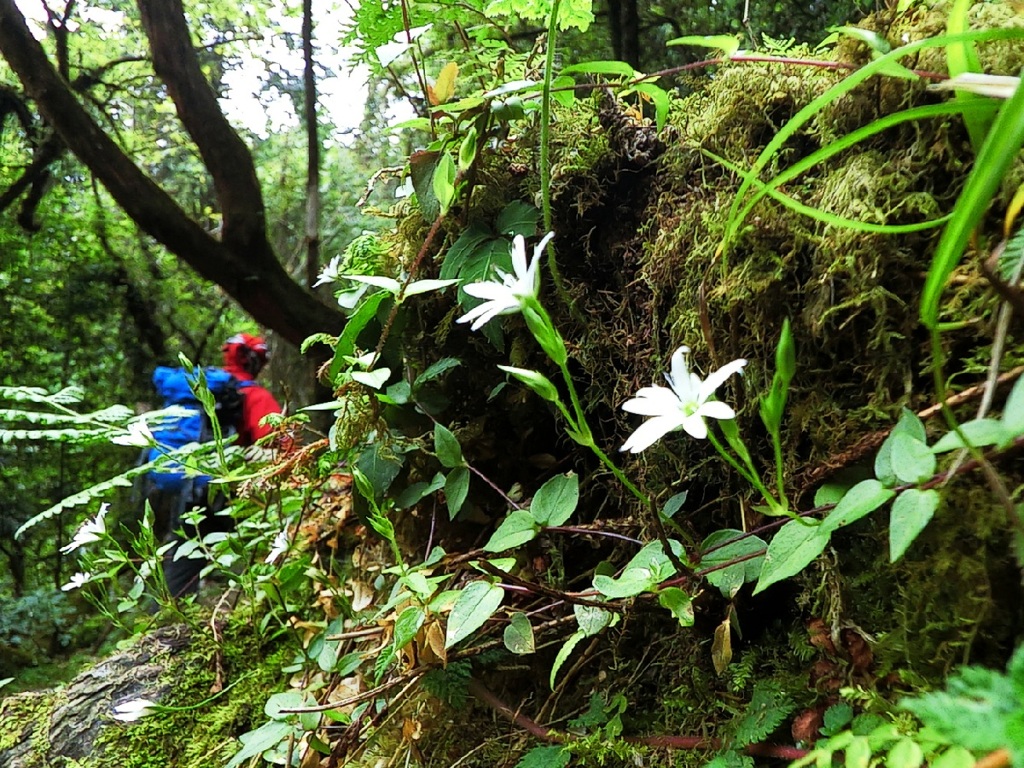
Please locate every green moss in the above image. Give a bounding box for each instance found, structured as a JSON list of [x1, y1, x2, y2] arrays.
[[90, 617, 292, 768], [0, 688, 61, 759]]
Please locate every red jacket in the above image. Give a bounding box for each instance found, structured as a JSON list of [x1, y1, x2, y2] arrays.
[[223, 365, 282, 446]]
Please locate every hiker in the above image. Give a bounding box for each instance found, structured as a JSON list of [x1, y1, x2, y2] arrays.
[[220, 333, 282, 449], [147, 332, 282, 598]]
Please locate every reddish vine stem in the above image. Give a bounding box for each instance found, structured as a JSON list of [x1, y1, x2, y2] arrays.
[[554, 55, 949, 99], [794, 366, 1024, 494]]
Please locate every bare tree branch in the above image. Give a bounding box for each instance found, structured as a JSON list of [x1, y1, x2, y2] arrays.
[[0, 0, 346, 345]]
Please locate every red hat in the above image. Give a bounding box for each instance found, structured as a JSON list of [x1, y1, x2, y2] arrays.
[[223, 333, 269, 376]]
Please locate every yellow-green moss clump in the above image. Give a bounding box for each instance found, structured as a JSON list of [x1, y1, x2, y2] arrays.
[[0, 615, 291, 768]]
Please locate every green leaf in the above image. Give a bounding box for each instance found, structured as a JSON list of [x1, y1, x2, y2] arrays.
[[514, 745, 570, 768], [484, 510, 539, 552], [593, 539, 685, 598], [495, 201, 540, 237], [631, 82, 670, 132], [889, 489, 940, 562], [658, 587, 694, 627], [559, 60, 636, 77], [832, 26, 917, 79], [393, 475, 442, 512], [593, 570, 656, 599], [530, 472, 579, 526], [434, 423, 464, 468], [820, 479, 894, 535], [550, 629, 585, 688], [394, 606, 425, 650], [445, 466, 470, 520], [700, 529, 766, 599], [662, 491, 688, 519], [666, 33, 741, 56], [930, 747, 977, 768], [823, 703, 855, 736], [445, 580, 504, 648], [931, 418, 1009, 453], [889, 433, 936, 484], [432, 152, 457, 215], [265, 691, 306, 719], [846, 736, 872, 768], [1001, 375, 1024, 438], [875, 409, 927, 485], [226, 720, 294, 768], [333, 291, 387, 363], [574, 603, 614, 636], [458, 126, 478, 173], [317, 642, 338, 673], [550, 75, 577, 108], [754, 519, 830, 594], [354, 443, 404, 500], [815, 480, 852, 507], [385, 380, 411, 405], [946, 0, 988, 151], [439, 223, 493, 281], [921, 69, 1024, 329], [409, 150, 442, 221], [503, 612, 535, 654], [885, 737, 924, 768], [413, 357, 461, 389], [498, 365, 560, 403]]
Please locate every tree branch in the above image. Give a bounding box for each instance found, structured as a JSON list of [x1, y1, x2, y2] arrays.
[[0, 0, 347, 345]]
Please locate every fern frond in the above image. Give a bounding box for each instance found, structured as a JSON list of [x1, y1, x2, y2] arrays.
[[15, 461, 155, 539]]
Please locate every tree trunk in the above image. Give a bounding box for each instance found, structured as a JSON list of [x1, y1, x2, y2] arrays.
[[0, 0, 347, 346]]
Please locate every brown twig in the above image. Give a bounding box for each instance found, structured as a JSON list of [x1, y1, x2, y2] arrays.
[[793, 367, 1024, 495], [468, 676, 809, 759]]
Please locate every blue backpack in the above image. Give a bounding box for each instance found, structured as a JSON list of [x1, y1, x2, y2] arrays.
[[145, 366, 249, 494]]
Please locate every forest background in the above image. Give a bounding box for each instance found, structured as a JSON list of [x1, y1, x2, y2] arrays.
[[2, 0, 1023, 766]]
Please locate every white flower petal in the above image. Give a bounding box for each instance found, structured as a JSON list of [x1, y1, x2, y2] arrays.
[[61, 571, 93, 591], [620, 414, 686, 453], [680, 413, 709, 440], [463, 282, 513, 301], [621, 386, 682, 416], [697, 400, 736, 421], [668, 346, 691, 391], [697, 358, 747, 404], [456, 303, 495, 326], [510, 235, 528, 279], [112, 698, 158, 722]]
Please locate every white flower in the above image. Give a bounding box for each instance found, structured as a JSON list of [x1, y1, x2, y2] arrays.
[[112, 698, 158, 722], [265, 529, 289, 564], [929, 73, 1020, 100], [620, 346, 747, 453], [313, 255, 343, 287], [456, 232, 555, 331], [61, 571, 93, 591], [61, 504, 110, 554], [111, 419, 153, 447]]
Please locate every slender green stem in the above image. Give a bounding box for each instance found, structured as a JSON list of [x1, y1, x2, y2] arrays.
[[707, 430, 777, 509], [770, 431, 787, 508], [539, 0, 569, 303]]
